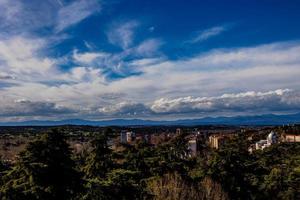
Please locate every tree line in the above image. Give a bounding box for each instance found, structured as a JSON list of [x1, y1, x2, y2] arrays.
[[0, 128, 299, 200]]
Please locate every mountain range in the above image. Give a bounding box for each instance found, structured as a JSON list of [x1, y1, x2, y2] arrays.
[[1, 112, 300, 126]]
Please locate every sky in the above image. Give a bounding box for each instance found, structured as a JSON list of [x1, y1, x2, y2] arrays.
[[1, 0, 300, 122]]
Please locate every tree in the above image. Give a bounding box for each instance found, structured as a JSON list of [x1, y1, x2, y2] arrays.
[[207, 135, 256, 199], [147, 173, 203, 200], [124, 141, 153, 178], [81, 133, 114, 199], [103, 169, 145, 200], [147, 173, 229, 200], [0, 129, 83, 200], [258, 143, 300, 199], [83, 133, 113, 179], [82, 169, 145, 200]]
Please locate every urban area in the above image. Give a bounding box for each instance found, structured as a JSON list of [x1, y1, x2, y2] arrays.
[[0, 124, 299, 199]]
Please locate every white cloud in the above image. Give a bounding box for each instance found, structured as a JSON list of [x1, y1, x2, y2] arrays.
[[188, 24, 231, 43], [1, 32, 300, 120], [91, 88, 300, 119], [0, 36, 57, 79], [67, 67, 104, 82], [73, 49, 109, 64], [134, 39, 162, 57], [55, 0, 101, 32], [0, 72, 15, 80], [107, 20, 139, 49], [98, 101, 151, 116], [70, 37, 162, 77], [0, 0, 58, 34], [0, 0, 100, 34], [150, 89, 299, 114], [84, 41, 95, 50]]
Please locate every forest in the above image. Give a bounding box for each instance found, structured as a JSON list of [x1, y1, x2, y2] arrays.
[[0, 128, 299, 200]]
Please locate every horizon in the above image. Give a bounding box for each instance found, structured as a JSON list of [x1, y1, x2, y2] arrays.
[[1, 112, 300, 126], [1, 0, 300, 122]]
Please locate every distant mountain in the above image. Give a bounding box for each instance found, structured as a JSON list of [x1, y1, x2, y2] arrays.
[[1, 113, 300, 126]]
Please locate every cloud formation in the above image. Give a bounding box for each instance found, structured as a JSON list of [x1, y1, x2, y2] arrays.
[[55, 0, 101, 32], [0, 36, 56, 81], [188, 24, 231, 43], [72, 27, 162, 78], [151, 89, 300, 115], [0, 99, 74, 117], [0, 0, 100, 34], [107, 20, 139, 49], [0, 1, 300, 121], [1, 35, 300, 120]]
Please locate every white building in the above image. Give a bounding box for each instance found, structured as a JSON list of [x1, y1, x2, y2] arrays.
[[255, 140, 268, 150], [255, 131, 277, 150], [267, 131, 277, 145]]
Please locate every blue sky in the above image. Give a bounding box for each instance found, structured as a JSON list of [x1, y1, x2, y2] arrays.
[[0, 0, 300, 121]]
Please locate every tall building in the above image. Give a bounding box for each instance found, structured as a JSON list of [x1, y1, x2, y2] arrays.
[[120, 130, 127, 143], [188, 139, 197, 157], [209, 135, 230, 149]]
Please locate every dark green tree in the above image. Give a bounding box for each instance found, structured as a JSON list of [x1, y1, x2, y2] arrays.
[[83, 133, 113, 179], [0, 129, 83, 200], [257, 143, 300, 199], [81, 133, 115, 199], [208, 135, 256, 200]]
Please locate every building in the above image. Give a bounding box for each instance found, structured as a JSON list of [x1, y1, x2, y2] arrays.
[[267, 131, 277, 144], [120, 130, 127, 143], [255, 140, 268, 150], [254, 131, 277, 151], [126, 131, 135, 143], [144, 134, 151, 143], [188, 138, 197, 157], [284, 134, 300, 142], [209, 134, 231, 149], [176, 128, 182, 135], [120, 131, 136, 144]]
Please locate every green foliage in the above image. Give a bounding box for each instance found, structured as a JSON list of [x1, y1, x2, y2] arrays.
[[103, 169, 145, 200], [124, 133, 191, 178], [206, 136, 300, 200], [1, 128, 299, 200], [82, 169, 146, 200], [256, 143, 300, 199], [207, 135, 255, 199], [0, 129, 83, 200], [83, 133, 113, 179]]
